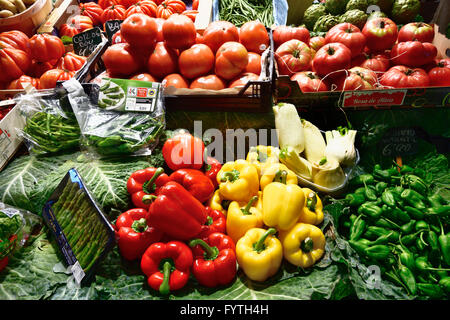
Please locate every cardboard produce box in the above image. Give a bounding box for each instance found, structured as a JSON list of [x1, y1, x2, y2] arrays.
[[0, 101, 26, 171]]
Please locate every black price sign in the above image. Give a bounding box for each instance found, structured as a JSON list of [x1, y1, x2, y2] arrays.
[[104, 20, 123, 41], [379, 127, 418, 157], [73, 27, 103, 57]]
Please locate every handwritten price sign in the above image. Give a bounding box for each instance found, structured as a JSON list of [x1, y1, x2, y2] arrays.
[[73, 27, 103, 57]]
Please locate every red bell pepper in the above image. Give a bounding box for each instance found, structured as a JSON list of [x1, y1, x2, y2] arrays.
[[127, 167, 170, 209], [169, 169, 215, 203], [141, 241, 193, 295], [115, 208, 164, 261], [146, 181, 207, 240], [189, 232, 237, 288], [162, 132, 205, 171], [205, 157, 222, 188], [198, 207, 226, 239]]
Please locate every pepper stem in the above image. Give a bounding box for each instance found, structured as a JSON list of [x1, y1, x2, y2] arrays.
[[253, 228, 277, 253], [241, 196, 259, 215], [131, 218, 147, 233], [300, 237, 314, 253], [306, 192, 317, 211], [142, 168, 165, 194], [220, 170, 240, 183], [159, 260, 172, 295], [142, 194, 158, 204], [273, 170, 288, 184], [189, 239, 219, 261]]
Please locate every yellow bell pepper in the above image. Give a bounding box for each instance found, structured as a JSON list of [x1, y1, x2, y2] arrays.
[[297, 188, 324, 225], [236, 228, 283, 282], [226, 192, 263, 243], [246, 145, 280, 176], [278, 223, 326, 268], [260, 163, 298, 191], [262, 172, 305, 231], [207, 190, 229, 215], [217, 159, 259, 202]]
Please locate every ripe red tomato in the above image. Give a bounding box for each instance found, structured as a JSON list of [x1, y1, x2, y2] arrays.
[[325, 23, 366, 58], [59, 15, 94, 38], [362, 17, 398, 52], [154, 18, 165, 42], [125, 0, 157, 17], [39, 69, 75, 89], [334, 66, 377, 91], [156, 0, 186, 18], [201, 21, 239, 53], [390, 41, 437, 68], [7, 75, 40, 90], [121, 14, 158, 49], [190, 74, 226, 90], [147, 41, 179, 79], [309, 36, 325, 52], [163, 14, 196, 50], [80, 2, 104, 25], [0, 30, 30, 55], [245, 52, 261, 75], [162, 132, 205, 170], [359, 52, 390, 74], [28, 34, 65, 63], [182, 9, 198, 22], [272, 25, 310, 49], [130, 72, 157, 82], [102, 43, 141, 77], [120, 0, 140, 9], [192, 0, 199, 10], [98, 0, 120, 9], [398, 22, 434, 43], [111, 30, 126, 44], [239, 21, 270, 54], [101, 4, 127, 23], [56, 52, 87, 71], [311, 42, 351, 79], [215, 41, 249, 80], [291, 71, 328, 92], [379, 65, 430, 88], [0, 47, 30, 83], [163, 73, 189, 88], [28, 60, 54, 78], [428, 59, 450, 87], [178, 44, 214, 79], [228, 72, 259, 88], [275, 39, 313, 76]]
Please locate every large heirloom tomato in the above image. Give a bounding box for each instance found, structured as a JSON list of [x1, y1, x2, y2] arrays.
[[182, 9, 198, 22], [120, 0, 140, 9], [103, 43, 141, 77], [59, 15, 94, 38], [215, 41, 249, 80], [309, 36, 325, 52], [39, 69, 75, 89], [362, 17, 398, 52], [163, 14, 196, 50], [379, 65, 430, 88], [334, 66, 377, 91], [98, 0, 120, 9], [29, 60, 54, 78], [398, 22, 434, 43], [291, 71, 328, 92], [0, 30, 30, 55], [390, 41, 437, 68], [179, 44, 214, 79], [239, 21, 270, 55], [130, 72, 157, 82], [428, 59, 450, 87], [7, 75, 39, 90], [28, 34, 65, 63], [111, 30, 126, 44], [201, 21, 239, 53], [121, 13, 158, 49], [80, 2, 104, 25], [359, 52, 390, 73], [125, 1, 157, 17], [56, 52, 87, 71], [275, 39, 312, 76], [228, 72, 259, 88], [156, 0, 186, 18], [190, 75, 226, 90], [325, 23, 366, 58], [0, 47, 30, 83], [312, 42, 352, 79], [245, 52, 261, 75], [272, 25, 310, 49], [147, 41, 179, 79], [163, 73, 189, 88], [101, 4, 127, 23]]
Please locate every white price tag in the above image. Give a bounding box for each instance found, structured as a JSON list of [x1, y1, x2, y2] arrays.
[[71, 261, 86, 285]]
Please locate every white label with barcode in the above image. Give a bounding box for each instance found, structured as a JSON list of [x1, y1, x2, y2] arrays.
[[71, 261, 85, 284]]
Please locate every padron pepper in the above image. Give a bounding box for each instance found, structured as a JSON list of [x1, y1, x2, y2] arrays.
[[345, 193, 365, 207], [259, 163, 297, 191], [226, 193, 263, 244], [401, 189, 427, 210], [140, 241, 193, 295], [357, 202, 383, 220], [364, 244, 391, 260], [298, 188, 324, 225], [169, 169, 215, 204], [262, 171, 305, 231], [397, 262, 417, 295], [349, 174, 375, 186], [350, 215, 366, 241], [246, 145, 280, 177], [198, 207, 227, 239], [381, 190, 396, 207], [439, 277, 450, 293], [401, 174, 428, 196], [279, 223, 326, 268], [375, 181, 388, 195], [126, 167, 170, 209], [189, 232, 237, 288], [115, 208, 164, 261], [235, 228, 283, 282], [438, 220, 450, 266], [417, 283, 444, 299], [217, 159, 259, 202]]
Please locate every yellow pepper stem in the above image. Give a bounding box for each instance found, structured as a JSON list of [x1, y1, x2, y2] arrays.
[[306, 192, 317, 212], [241, 196, 259, 215], [220, 169, 240, 182], [253, 228, 277, 253], [273, 170, 287, 184], [300, 237, 314, 253]]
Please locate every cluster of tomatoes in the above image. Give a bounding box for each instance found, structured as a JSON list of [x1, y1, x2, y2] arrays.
[[273, 19, 449, 92], [59, 0, 200, 38], [100, 14, 269, 90], [0, 30, 87, 90]]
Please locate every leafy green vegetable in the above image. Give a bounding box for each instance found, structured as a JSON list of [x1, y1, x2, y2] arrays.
[[0, 212, 21, 240]]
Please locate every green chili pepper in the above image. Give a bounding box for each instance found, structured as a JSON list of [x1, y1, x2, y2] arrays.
[[372, 232, 395, 245], [401, 174, 428, 196], [100, 80, 111, 91], [416, 234, 428, 252], [349, 239, 372, 256], [439, 277, 450, 293], [427, 194, 445, 209], [381, 190, 396, 207], [96, 135, 123, 147], [354, 187, 366, 195], [438, 219, 450, 266], [401, 189, 427, 210], [404, 206, 425, 220], [400, 231, 422, 247], [350, 215, 366, 241], [364, 184, 378, 201], [375, 217, 401, 230], [373, 167, 392, 182], [427, 205, 450, 217], [99, 98, 117, 106], [400, 220, 417, 234], [365, 245, 391, 260], [414, 256, 450, 273], [417, 283, 444, 299], [415, 220, 429, 232], [427, 230, 441, 265], [106, 93, 125, 100], [399, 164, 414, 175], [375, 181, 388, 195], [358, 203, 383, 219], [102, 86, 120, 94], [395, 243, 416, 272], [397, 263, 417, 295], [393, 208, 411, 224], [364, 226, 393, 240], [350, 174, 375, 186], [345, 193, 366, 207]]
